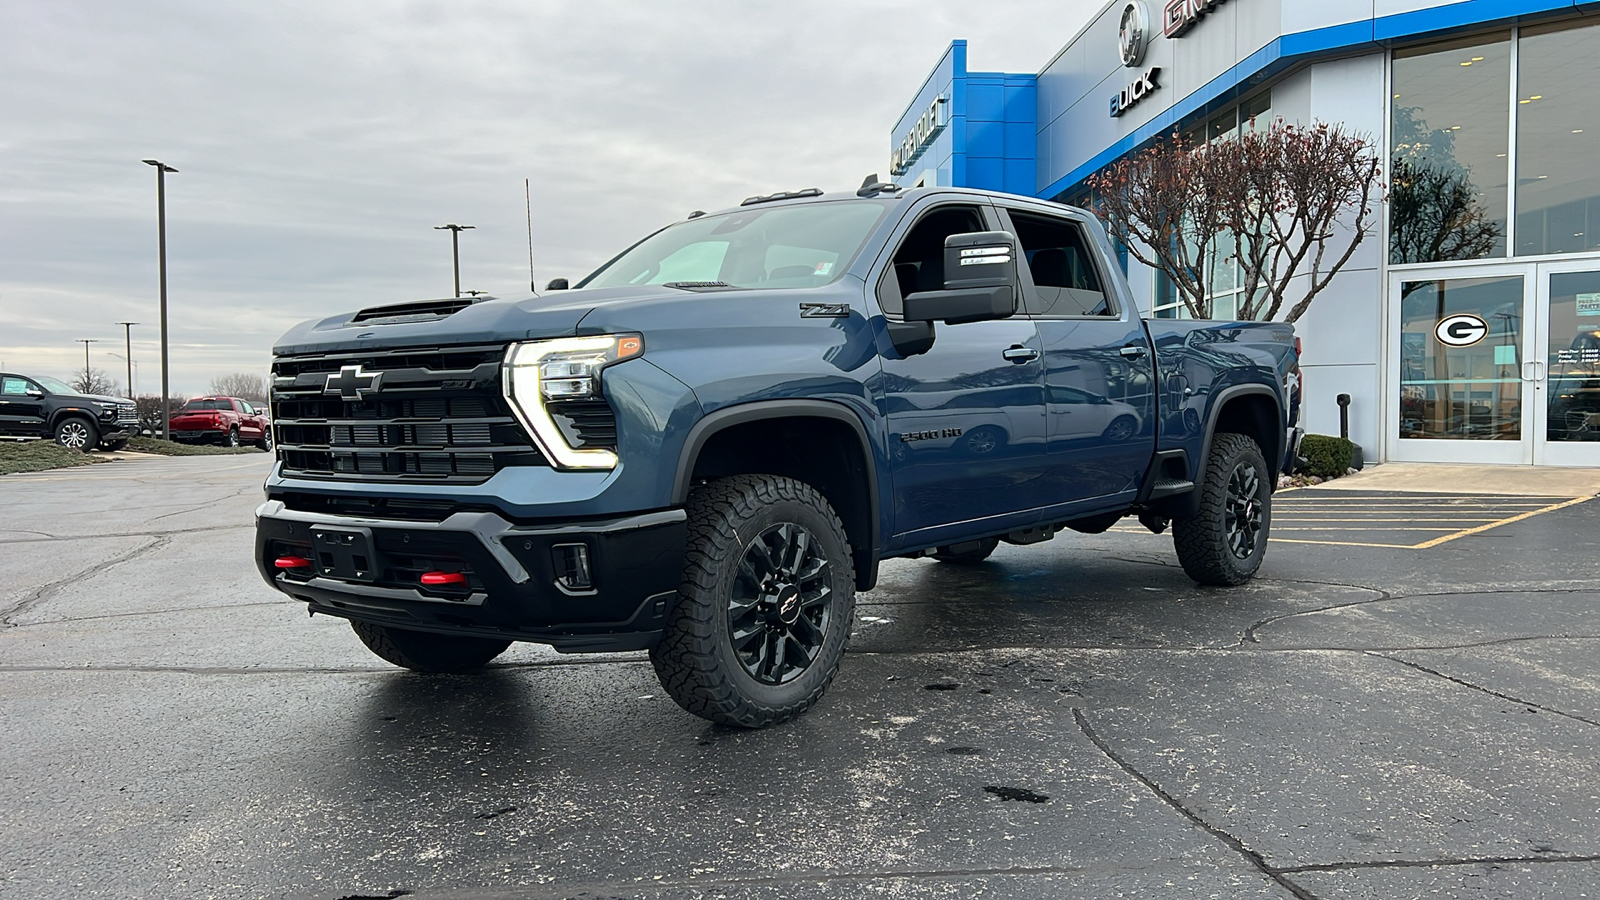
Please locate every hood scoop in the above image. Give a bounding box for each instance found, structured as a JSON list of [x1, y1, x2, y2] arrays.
[[350, 296, 487, 325]]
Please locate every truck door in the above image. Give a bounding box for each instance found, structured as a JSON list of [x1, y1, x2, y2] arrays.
[[996, 206, 1157, 503], [0, 375, 48, 437], [872, 200, 1049, 540]]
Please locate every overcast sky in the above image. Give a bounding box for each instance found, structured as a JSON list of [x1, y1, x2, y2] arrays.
[[0, 0, 1102, 396]]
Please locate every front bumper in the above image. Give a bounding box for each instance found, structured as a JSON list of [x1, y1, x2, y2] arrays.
[[254, 500, 687, 652]]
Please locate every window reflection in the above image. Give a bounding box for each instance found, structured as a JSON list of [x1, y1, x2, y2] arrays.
[[1390, 35, 1509, 264], [1399, 276, 1523, 440], [1547, 271, 1600, 442], [1515, 21, 1600, 257]]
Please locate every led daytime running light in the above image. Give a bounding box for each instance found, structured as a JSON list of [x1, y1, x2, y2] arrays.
[[504, 334, 642, 469]]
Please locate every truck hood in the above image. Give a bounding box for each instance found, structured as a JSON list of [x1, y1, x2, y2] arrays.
[[51, 391, 130, 406], [272, 287, 702, 356]]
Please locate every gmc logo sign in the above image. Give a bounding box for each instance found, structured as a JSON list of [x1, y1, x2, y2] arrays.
[[1163, 0, 1232, 37]]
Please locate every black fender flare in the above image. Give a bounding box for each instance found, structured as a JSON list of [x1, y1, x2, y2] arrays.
[[48, 407, 99, 433], [671, 398, 882, 587], [1168, 384, 1282, 519]]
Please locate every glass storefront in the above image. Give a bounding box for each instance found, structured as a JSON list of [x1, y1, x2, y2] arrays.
[[1546, 270, 1600, 443], [1514, 22, 1600, 258], [1390, 35, 1510, 264], [1398, 276, 1524, 441]]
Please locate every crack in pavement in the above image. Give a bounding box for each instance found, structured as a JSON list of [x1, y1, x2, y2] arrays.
[[1238, 585, 1600, 647], [0, 523, 250, 545], [0, 600, 287, 628], [0, 533, 171, 627], [1367, 651, 1600, 728], [1071, 708, 1318, 899], [1278, 853, 1600, 874]]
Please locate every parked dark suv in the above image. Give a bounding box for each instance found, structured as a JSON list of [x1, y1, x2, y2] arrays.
[[0, 373, 139, 451]]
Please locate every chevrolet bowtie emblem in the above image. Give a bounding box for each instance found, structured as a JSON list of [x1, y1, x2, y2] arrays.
[[324, 364, 382, 400]]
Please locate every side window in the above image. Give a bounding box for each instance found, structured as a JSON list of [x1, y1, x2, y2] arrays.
[[240, 401, 255, 415], [875, 205, 988, 318], [2, 377, 32, 396], [1006, 210, 1114, 318]]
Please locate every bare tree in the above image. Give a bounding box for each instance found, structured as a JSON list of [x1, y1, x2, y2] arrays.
[[70, 368, 121, 397], [136, 394, 188, 436], [1089, 120, 1381, 323], [209, 372, 268, 403]]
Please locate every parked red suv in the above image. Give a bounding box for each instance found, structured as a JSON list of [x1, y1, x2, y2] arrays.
[[168, 397, 272, 449]]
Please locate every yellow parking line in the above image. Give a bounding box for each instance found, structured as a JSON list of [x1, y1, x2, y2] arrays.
[[1271, 538, 1418, 548], [1409, 495, 1594, 549]]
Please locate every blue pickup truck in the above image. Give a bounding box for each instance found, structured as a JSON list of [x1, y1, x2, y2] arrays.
[[254, 183, 1302, 727]]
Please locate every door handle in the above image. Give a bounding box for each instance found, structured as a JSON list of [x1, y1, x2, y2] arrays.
[[1002, 345, 1040, 364], [1522, 361, 1547, 383], [1119, 345, 1147, 358]]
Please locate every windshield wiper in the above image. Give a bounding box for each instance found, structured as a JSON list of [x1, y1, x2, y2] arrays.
[[661, 281, 735, 291]]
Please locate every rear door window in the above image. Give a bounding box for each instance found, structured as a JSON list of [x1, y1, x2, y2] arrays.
[[1002, 209, 1115, 318]]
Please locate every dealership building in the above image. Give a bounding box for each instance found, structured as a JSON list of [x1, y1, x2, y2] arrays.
[[890, 0, 1600, 467]]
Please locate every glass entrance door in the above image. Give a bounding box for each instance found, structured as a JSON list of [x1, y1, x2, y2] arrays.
[[1389, 260, 1600, 466], [1534, 262, 1600, 466], [1390, 267, 1534, 464]]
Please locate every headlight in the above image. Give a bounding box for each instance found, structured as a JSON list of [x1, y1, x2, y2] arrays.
[[503, 334, 642, 469]]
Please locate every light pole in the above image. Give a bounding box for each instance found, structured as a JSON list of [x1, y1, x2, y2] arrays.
[[142, 159, 177, 439], [434, 224, 475, 298], [76, 339, 101, 390], [116, 321, 139, 399]]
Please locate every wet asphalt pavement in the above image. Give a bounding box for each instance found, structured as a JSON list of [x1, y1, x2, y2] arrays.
[[2, 454, 1598, 900]]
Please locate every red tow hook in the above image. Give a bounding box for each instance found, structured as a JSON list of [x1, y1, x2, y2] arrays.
[[274, 556, 312, 570], [420, 571, 467, 586]]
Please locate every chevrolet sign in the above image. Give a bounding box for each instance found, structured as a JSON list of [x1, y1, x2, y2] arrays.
[[890, 95, 949, 176]]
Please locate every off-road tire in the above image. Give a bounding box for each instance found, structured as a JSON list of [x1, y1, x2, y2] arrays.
[[1172, 432, 1271, 586], [54, 417, 99, 453], [650, 474, 855, 728], [931, 536, 1000, 564], [350, 621, 512, 674]]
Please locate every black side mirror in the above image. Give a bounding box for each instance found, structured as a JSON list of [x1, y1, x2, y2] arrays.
[[902, 231, 1019, 325], [546, 278, 569, 291]]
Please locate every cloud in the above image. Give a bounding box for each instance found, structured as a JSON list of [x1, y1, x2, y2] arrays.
[[0, 0, 1098, 394]]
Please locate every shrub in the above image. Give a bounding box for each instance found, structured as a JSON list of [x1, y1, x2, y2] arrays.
[[1299, 434, 1354, 478]]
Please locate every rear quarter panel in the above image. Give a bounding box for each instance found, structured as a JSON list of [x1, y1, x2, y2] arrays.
[[1146, 320, 1297, 479]]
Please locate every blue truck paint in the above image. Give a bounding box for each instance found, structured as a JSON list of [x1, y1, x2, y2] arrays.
[[254, 186, 1300, 722]]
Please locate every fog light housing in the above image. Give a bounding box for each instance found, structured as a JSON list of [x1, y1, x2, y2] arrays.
[[552, 543, 594, 594]]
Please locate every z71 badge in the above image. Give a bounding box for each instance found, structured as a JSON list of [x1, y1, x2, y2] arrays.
[[799, 302, 851, 318]]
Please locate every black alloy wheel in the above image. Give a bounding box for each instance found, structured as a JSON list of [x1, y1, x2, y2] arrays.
[[1224, 459, 1265, 560], [1172, 432, 1271, 586], [728, 522, 834, 685], [651, 474, 856, 728]]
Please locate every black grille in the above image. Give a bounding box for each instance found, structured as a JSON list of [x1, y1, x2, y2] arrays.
[[549, 400, 618, 451], [271, 344, 544, 483], [279, 493, 484, 522]]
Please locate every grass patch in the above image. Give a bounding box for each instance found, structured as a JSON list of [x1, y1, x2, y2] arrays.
[[126, 437, 264, 457], [0, 441, 106, 475]]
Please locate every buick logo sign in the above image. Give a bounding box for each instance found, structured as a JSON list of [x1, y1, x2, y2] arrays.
[[1119, 1, 1150, 67], [1434, 314, 1490, 347]]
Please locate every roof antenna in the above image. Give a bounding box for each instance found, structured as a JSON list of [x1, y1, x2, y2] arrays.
[[525, 177, 539, 295], [857, 174, 903, 197]]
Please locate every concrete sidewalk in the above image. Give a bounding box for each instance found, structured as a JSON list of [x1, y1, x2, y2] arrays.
[[1305, 461, 1600, 496]]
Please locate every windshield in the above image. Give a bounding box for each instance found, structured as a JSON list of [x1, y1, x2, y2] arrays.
[[32, 375, 75, 394], [578, 200, 890, 290], [183, 399, 235, 411]]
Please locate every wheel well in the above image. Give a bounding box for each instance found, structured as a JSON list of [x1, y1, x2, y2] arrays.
[[1212, 392, 1281, 470], [687, 416, 877, 591], [51, 411, 95, 431]]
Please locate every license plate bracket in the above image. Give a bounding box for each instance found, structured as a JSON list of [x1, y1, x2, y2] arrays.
[[309, 524, 381, 582]]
